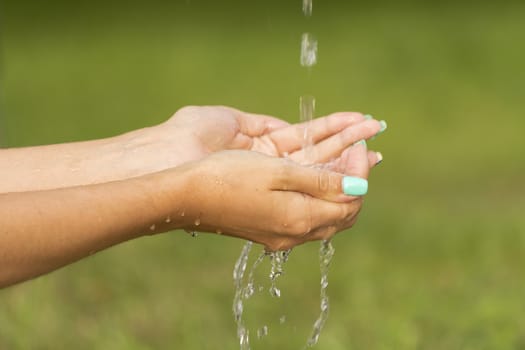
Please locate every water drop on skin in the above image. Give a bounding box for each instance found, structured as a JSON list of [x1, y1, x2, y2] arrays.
[[165, 216, 171, 223], [149, 224, 156, 231], [181, 210, 185, 217], [194, 218, 201, 226], [216, 229, 222, 235]]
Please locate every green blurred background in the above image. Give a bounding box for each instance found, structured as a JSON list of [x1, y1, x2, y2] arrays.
[[1, 0, 524, 349]]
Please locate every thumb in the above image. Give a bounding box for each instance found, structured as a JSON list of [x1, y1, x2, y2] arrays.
[[337, 140, 371, 179], [275, 159, 368, 203]]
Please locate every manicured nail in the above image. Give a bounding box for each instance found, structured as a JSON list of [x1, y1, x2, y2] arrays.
[[378, 120, 387, 134], [354, 139, 367, 148], [342, 176, 368, 196], [376, 152, 383, 165], [364, 114, 373, 120]]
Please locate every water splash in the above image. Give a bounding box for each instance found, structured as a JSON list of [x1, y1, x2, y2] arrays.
[[306, 240, 335, 347], [269, 249, 292, 298], [233, 242, 253, 350], [232, 245, 291, 349]]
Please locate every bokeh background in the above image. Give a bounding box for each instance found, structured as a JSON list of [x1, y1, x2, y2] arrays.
[[1, 0, 524, 349]]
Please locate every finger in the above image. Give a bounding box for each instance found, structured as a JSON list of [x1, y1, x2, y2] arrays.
[[271, 191, 362, 237], [290, 119, 382, 164], [306, 210, 361, 242], [234, 110, 290, 136], [337, 140, 371, 179], [307, 197, 362, 231], [273, 160, 368, 203], [267, 112, 367, 155], [367, 150, 383, 168]]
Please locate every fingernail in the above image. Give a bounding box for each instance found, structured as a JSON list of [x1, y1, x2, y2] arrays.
[[364, 114, 373, 120], [376, 152, 383, 165], [378, 120, 387, 134], [371, 120, 387, 140], [342, 176, 368, 196], [354, 139, 367, 148]]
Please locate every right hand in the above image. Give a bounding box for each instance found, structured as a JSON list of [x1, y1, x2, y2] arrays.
[[172, 150, 367, 251]]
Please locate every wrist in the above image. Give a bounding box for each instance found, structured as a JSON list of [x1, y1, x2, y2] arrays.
[[110, 125, 198, 181], [131, 162, 196, 237]]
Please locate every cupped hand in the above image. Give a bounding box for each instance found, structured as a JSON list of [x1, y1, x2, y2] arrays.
[[170, 150, 369, 251], [125, 105, 384, 175]]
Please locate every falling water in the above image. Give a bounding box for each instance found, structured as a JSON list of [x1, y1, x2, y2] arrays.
[[232, 0, 337, 348], [299, 95, 316, 165], [303, 0, 313, 17], [269, 249, 292, 298], [233, 241, 254, 350], [306, 240, 335, 347]]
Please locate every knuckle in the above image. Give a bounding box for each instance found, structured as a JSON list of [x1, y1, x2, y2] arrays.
[[288, 219, 311, 237], [177, 105, 199, 114], [317, 170, 331, 193], [273, 162, 294, 188]]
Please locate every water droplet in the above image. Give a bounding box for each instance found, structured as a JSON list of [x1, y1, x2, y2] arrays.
[[165, 216, 171, 223], [184, 229, 198, 237], [269, 286, 281, 298], [149, 224, 156, 231], [180, 210, 185, 217], [194, 218, 201, 226], [280, 315, 286, 324], [216, 229, 222, 235], [257, 325, 268, 339], [243, 282, 255, 299]]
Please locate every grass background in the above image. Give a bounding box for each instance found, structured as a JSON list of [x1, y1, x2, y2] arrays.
[[1, 0, 524, 349]]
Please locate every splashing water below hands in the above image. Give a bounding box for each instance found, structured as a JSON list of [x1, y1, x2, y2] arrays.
[[232, 240, 335, 349]]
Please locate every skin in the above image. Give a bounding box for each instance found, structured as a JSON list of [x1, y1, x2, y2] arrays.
[[0, 106, 382, 192], [0, 106, 383, 288]]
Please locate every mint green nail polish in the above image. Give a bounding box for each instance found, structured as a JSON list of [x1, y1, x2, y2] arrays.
[[364, 114, 373, 120], [342, 176, 368, 196], [355, 139, 367, 148], [378, 120, 387, 134]]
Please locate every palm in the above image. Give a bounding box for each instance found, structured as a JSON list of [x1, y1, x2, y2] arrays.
[[167, 106, 376, 166]]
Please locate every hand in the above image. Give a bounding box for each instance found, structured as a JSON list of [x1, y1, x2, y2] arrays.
[[122, 105, 385, 175], [165, 149, 371, 251]]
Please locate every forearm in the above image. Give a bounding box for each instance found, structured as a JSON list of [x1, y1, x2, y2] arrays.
[[0, 168, 187, 288], [0, 126, 167, 193]]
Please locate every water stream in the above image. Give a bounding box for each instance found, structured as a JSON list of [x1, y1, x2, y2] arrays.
[[232, 0, 336, 348]]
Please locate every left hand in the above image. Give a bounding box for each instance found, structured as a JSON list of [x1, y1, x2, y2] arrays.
[[121, 105, 384, 175]]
